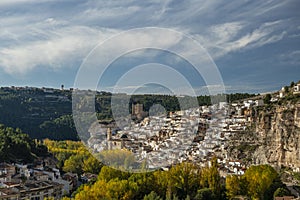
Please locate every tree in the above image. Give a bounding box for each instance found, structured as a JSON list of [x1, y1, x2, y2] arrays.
[[264, 94, 271, 104], [167, 162, 201, 199], [208, 157, 221, 197], [143, 191, 163, 200], [226, 175, 241, 199], [98, 166, 130, 182], [200, 157, 221, 199], [0, 124, 47, 162], [83, 156, 102, 174], [153, 169, 169, 198], [63, 154, 85, 175], [39, 115, 78, 140], [129, 172, 156, 199], [74, 181, 110, 200], [195, 188, 213, 200], [244, 165, 278, 200], [273, 187, 291, 197], [290, 81, 295, 87], [105, 179, 138, 200], [98, 149, 135, 170], [284, 86, 289, 93], [264, 176, 286, 199]]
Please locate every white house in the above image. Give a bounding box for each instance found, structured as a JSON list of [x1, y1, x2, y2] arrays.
[[279, 87, 285, 98], [294, 83, 300, 94], [255, 99, 264, 106]]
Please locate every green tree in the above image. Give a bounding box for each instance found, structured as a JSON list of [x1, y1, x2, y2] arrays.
[[284, 86, 289, 93], [143, 191, 163, 200], [167, 162, 201, 199], [264, 94, 271, 104], [129, 172, 156, 199], [63, 154, 85, 175], [264, 176, 286, 199], [0, 124, 47, 162], [273, 187, 291, 197], [74, 180, 110, 200], [244, 165, 278, 200], [39, 115, 78, 140], [98, 166, 130, 182], [200, 157, 221, 199], [153, 169, 169, 198], [226, 175, 241, 199], [106, 179, 138, 200], [83, 156, 102, 174], [98, 149, 135, 170], [290, 81, 295, 87], [195, 188, 213, 200]]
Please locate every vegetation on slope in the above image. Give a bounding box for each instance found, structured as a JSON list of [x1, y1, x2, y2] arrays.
[[0, 87, 256, 140], [61, 158, 288, 200], [0, 124, 48, 162]]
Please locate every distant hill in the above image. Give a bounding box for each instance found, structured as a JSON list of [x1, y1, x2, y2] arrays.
[[0, 86, 256, 140], [0, 87, 74, 140]]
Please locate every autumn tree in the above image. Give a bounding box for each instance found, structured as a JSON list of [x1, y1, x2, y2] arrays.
[[83, 155, 102, 174], [166, 162, 201, 199], [74, 180, 110, 200], [98, 149, 135, 170], [225, 175, 241, 199], [129, 172, 157, 199], [98, 166, 130, 182], [200, 157, 221, 199], [244, 165, 278, 200], [63, 154, 85, 175]]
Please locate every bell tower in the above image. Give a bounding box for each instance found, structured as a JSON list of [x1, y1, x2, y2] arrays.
[[107, 127, 112, 141]]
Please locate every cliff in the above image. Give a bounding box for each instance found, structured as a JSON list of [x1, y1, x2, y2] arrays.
[[226, 96, 300, 171], [253, 101, 300, 170]]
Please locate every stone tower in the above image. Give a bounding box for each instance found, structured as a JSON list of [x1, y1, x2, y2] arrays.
[[107, 127, 112, 141]]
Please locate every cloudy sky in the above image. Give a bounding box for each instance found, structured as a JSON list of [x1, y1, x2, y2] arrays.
[[0, 0, 299, 94]]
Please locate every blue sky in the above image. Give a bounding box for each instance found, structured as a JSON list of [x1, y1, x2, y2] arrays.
[[0, 0, 299, 94]]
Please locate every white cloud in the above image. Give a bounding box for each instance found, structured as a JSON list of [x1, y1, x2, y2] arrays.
[[80, 6, 141, 21], [0, 23, 118, 74], [279, 50, 300, 65], [0, 0, 298, 95], [0, 0, 49, 6], [229, 20, 286, 50], [195, 20, 287, 58], [211, 22, 244, 43]]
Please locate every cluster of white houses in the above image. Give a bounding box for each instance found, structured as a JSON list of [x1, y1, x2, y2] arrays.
[[88, 96, 267, 175], [0, 162, 79, 200]]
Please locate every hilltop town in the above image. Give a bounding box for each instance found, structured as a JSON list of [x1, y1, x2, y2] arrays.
[[0, 82, 299, 199], [88, 82, 300, 175]]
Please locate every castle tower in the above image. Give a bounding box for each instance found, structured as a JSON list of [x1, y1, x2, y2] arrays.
[[132, 103, 143, 115]]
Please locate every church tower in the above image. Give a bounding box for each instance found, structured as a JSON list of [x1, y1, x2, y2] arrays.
[[107, 127, 112, 141]]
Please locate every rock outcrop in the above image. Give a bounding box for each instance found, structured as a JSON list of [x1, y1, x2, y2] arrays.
[[253, 101, 300, 170]]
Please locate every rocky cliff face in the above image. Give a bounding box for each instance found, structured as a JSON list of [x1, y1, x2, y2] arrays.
[[252, 101, 300, 170]]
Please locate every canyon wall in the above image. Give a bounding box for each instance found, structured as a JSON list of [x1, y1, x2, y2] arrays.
[[252, 101, 300, 170]]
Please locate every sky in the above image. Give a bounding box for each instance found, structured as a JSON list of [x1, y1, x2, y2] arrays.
[[0, 0, 299, 94]]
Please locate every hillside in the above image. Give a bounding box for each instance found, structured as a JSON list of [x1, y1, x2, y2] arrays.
[[0, 124, 48, 163], [0, 87, 72, 139], [0, 86, 255, 140]]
